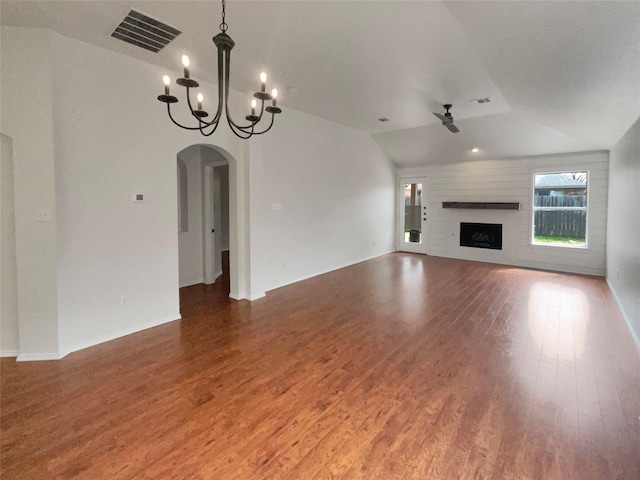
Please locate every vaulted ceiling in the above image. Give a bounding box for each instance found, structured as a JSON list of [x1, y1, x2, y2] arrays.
[[2, 1, 639, 167]]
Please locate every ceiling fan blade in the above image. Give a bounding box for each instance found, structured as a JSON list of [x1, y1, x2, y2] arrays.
[[433, 112, 447, 122], [446, 123, 460, 133]]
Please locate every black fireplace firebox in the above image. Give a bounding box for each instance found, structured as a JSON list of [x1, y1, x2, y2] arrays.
[[460, 222, 502, 250]]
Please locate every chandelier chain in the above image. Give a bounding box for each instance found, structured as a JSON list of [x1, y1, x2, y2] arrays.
[[220, 0, 228, 32]]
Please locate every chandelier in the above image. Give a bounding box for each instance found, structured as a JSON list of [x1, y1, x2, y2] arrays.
[[157, 0, 281, 138]]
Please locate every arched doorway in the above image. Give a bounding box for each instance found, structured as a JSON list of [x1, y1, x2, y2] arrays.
[[176, 143, 238, 299]]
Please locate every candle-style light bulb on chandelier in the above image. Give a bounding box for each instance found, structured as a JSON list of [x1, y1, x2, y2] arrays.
[[157, 0, 282, 138]]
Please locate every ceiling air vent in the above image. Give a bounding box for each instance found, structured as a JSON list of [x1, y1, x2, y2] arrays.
[[111, 9, 181, 53], [471, 97, 491, 104]]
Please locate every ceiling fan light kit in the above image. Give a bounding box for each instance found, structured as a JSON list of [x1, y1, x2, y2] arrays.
[[157, 0, 281, 139]]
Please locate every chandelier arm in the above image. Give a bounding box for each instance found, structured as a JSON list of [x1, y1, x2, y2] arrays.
[[234, 112, 274, 135], [226, 117, 255, 139], [181, 85, 223, 128], [166, 104, 208, 131], [244, 113, 276, 135], [234, 110, 274, 135], [199, 127, 221, 137], [234, 108, 273, 134], [211, 45, 226, 124], [198, 116, 223, 136], [185, 86, 196, 115], [184, 87, 213, 126], [255, 98, 266, 122], [222, 48, 261, 131]]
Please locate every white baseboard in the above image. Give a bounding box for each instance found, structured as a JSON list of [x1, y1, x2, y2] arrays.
[[428, 252, 605, 277], [12, 314, 182, 362], [16, 352, 65, 362], [59, 314, 182, 359], [606, 278, 640, 351], [1, 350, 19, 358], [228, 292, 262, 301]]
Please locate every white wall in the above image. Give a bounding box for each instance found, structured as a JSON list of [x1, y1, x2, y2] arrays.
[[2, 26, 252, 358], [1, 133, 19, 355], [607, 117, 640, 347], [1, 28, 60, 359], [249, 109, 397, 296], [399, 151, 608, 276]]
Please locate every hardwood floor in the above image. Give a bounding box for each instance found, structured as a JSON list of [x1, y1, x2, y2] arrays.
[[2, 253, 639, 479]]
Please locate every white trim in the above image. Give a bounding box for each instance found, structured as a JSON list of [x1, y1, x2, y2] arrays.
[[1, 350, 19, 358], [529, 167, 591, 249], [17, 352, 65, 362], [228, 291, 265, 301], [606, 278, 640, 351], [428, 252, 605, 277], [179, 278, 204, 288], [59, 314, 182, 358], [203, 164, 215, 285]]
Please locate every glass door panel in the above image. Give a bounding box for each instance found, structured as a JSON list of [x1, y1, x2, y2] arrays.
[[404, 182, 422, 244], [398, 178, 428, 254]]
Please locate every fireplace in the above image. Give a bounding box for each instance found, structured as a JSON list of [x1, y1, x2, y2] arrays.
[[460, 222, 502, 250]]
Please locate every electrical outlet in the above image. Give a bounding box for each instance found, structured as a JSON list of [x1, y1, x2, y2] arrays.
[[616, 269, 621, 279], [373, 239, 377, 246], [120, 296, 128, 308]]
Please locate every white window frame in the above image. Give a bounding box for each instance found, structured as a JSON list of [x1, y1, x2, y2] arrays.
[[531, 170, 589, 249]]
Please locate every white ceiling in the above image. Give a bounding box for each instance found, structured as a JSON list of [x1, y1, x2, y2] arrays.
[[2, 1, 639, 167]]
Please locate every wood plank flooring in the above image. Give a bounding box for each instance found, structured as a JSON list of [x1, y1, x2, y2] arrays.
[[2, 253, 639, 479]]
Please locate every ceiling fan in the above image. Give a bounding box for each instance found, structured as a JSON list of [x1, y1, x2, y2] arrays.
[[433, 104, 460, 133]]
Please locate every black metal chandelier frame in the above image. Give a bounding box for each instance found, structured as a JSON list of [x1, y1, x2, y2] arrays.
[[157, 0, 281, 138]]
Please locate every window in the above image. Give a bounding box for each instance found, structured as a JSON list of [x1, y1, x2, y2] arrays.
[[532, 171, 587, 247]]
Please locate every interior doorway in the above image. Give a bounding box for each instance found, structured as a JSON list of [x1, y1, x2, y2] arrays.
[[203, 162, 230, 286], [398, 177, 428, 254], [177, 145, 231, 299]]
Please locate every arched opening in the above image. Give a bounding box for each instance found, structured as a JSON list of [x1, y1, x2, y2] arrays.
[[176, 144, 236, 301]]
